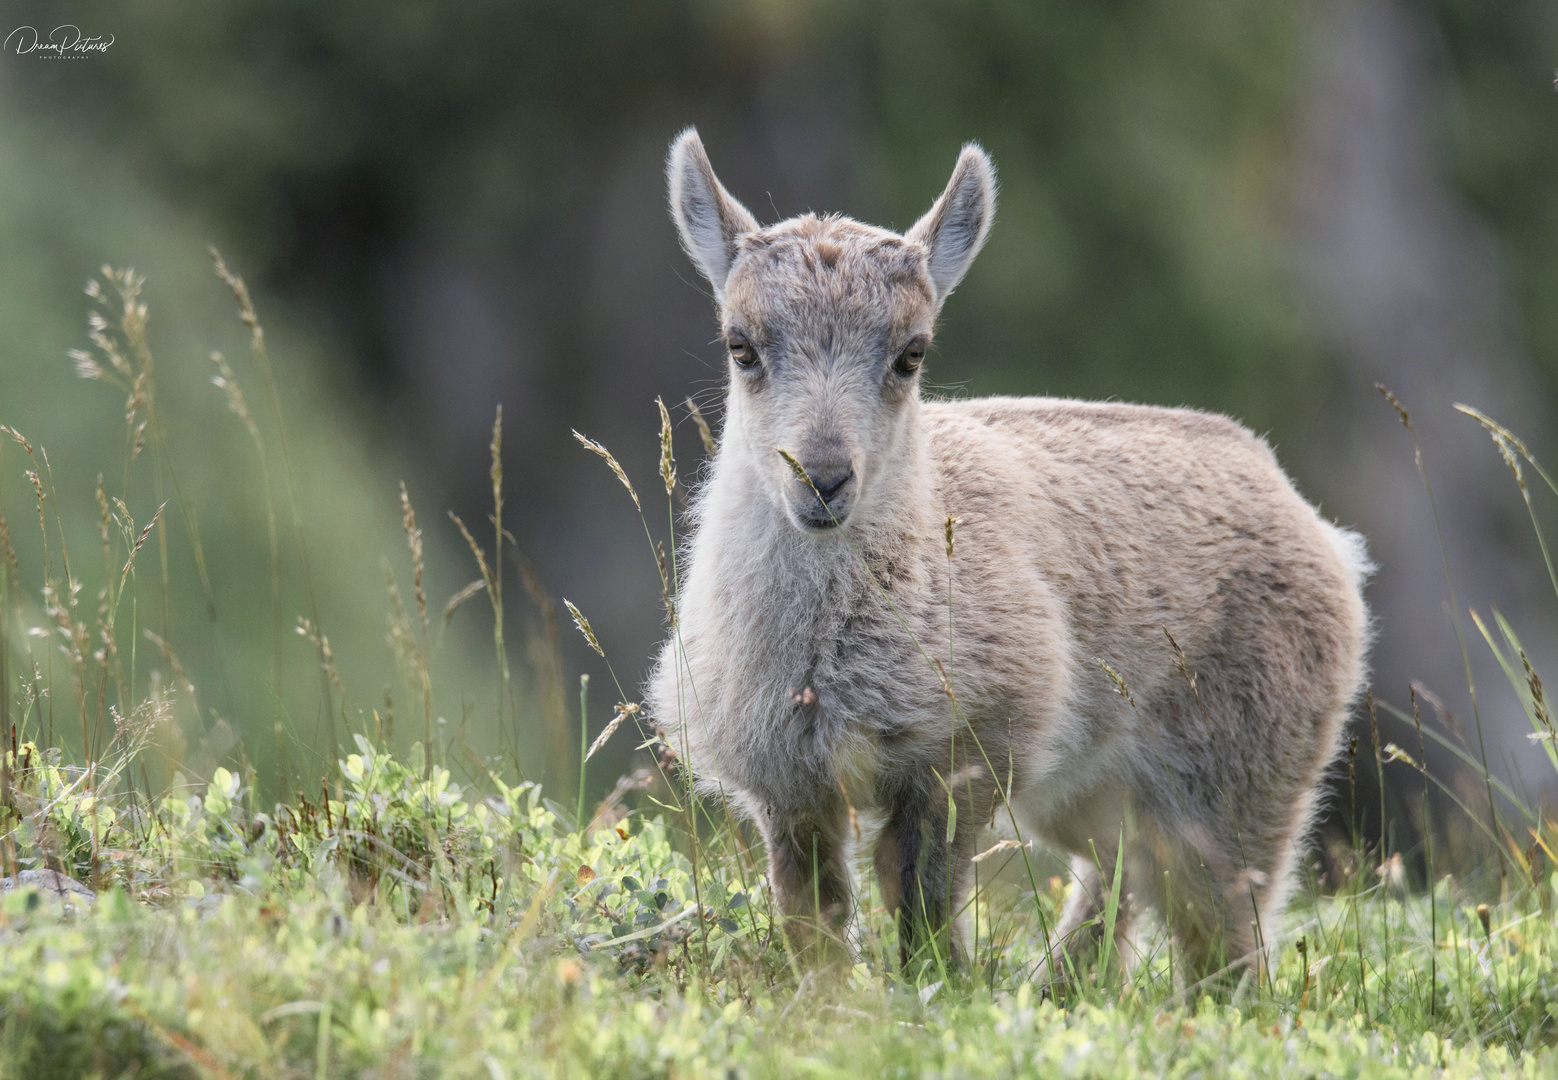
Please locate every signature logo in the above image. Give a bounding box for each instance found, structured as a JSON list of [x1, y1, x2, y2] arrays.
[[4, 25, 114, 58]]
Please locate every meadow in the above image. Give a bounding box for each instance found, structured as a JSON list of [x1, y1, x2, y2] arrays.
[[1, 264, 1555, 1078]]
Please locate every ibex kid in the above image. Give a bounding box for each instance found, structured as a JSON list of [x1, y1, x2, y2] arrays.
[[646, 128, 1370, 980]]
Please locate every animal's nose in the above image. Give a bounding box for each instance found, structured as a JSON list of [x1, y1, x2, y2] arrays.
[[807, 464, 854, 502]]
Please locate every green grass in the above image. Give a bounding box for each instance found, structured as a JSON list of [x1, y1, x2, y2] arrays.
[[0, 738, 1555, 1078], [2, 266, 1558, 1077]]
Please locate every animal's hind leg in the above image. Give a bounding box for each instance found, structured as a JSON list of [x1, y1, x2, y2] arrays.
[[1036, 855, 1136, 986], [1033, 789, 1136, 987], [1137, 689, 1353, 989], [1136, 814, 1264, 988]]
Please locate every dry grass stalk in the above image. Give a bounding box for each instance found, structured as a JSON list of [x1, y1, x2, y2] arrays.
[[210, 251, 333, 760], [86, 267, 219, 632], [0, 429, 49, 571], [686, 398, 717, 457], [448, 513, 495, 601], [74, 278, 155, 471], [118, 503, 165, 597], [296, 618, 345, 703], [441, 580, 487, 626], [1455, 404, 1541, 478], [209, 352, 260, 443], [1096, 659, 1136, 709], [1378, 383, 1502, 875], [95, 478, 113, 588], [586, 702, 642, 761], [775, 446, 809, 484], [971, 838, 1031, 864], [1163, 626, 1200, 706], [657, 397, 677, 497], [398, 484, 435, 775], [509, 546, 571, 796], [91, 480, 124, 718], [564, 600, 604, 658], [572, 430, 640, 511], [1456, 403, 1558, 605], [0, 512, 19, 589], [1519, 649, 1554, 743], [209, 248, 263, 355], [657, 541, 674, 626], [400, 484, 430, 638], [0, 507, 10, 732], [488, 406, 511, 732]]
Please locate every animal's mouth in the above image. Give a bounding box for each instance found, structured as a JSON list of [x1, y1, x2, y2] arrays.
[[789, 495, 850, 531]]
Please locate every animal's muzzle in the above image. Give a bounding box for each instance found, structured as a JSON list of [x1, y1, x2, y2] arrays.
[[793, 462, 855, 528]]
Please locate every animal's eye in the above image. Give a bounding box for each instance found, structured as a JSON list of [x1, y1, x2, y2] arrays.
[[727, 332, 759, 369], [893, 340, 927, 376]]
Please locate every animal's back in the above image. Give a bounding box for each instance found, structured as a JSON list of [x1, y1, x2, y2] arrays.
[[921, 395, 1368, 753]]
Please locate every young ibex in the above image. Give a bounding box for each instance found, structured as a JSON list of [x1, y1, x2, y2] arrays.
[[647, 128, 1370, 979]]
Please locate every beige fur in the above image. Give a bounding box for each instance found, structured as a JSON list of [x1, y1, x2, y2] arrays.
[[649, 128, 1370, 980]]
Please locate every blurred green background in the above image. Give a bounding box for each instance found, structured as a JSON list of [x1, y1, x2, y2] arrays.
[[2, 1, 1555, 829]]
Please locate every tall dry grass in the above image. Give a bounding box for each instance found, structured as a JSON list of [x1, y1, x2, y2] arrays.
[[0, 262, 1555, 1077]]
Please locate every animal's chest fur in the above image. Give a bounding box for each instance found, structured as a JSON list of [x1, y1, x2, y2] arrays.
[[662, 541, 951, 816]]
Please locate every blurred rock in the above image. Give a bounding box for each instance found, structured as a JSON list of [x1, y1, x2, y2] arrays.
[[0, 869, 97, 914]]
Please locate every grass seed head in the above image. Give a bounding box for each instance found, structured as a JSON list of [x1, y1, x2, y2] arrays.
[[564, 599, 604, 657], [586, 702, 642, 761], [209, 247, 264, 352], [657, 397, 676, 497], [1096, 659, 1136, 708], [1456, 403, 1534, 467], [490, 404, 504, 520], [686, 397, 717, 456], [1376, 383, 1411, 429], [400, 483, 428, 632], [441, 580, 486, 627], [775, 448, 820, 499], [69, 348, 105, 381], [0, 513, 19, 587], [1381, 742, 1419, 768], [573, 430, 641, 512], [210, 352, 260, 441], [1519, 648, 1554, 739], [447, 512, 494, 595]]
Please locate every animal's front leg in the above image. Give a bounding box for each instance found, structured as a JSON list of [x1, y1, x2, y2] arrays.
[[874, 771, 988, 970], [760, 802, 853, 963]]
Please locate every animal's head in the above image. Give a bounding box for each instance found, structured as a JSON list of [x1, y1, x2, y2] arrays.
[[667, 128, 995, 533]]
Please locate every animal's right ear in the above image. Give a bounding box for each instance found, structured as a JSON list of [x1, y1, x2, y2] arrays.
[[667, 128, 759, 302]]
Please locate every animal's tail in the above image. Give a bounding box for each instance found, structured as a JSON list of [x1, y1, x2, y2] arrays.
[[1321, 520, 1375, 593]]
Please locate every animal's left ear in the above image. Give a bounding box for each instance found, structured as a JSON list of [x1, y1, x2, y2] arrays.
[[906, 143, 997, 303]]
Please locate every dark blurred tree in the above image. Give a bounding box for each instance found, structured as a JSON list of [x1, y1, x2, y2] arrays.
[[1428, 0, 1558, 391], [33, 0, 1310, 422], [7, 0, 1555, 820], [858, 0, 1311, 425]]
